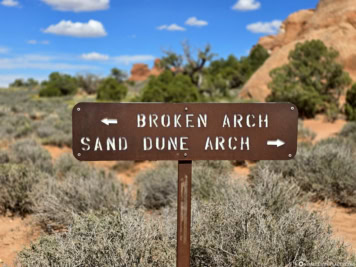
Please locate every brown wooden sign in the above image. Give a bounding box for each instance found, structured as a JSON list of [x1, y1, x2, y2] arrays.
[[72, 102, 298, 161]]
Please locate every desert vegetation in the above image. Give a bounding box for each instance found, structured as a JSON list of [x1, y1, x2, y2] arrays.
[[1, 38, 355, 266], [267, 40, 352, 120], [1, 85, 355, 266], [345, 84, 356, 121]]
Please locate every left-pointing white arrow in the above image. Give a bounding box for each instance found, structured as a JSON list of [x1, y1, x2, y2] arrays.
[[267, 139, 285, 147], [101, 118, 118, 126]]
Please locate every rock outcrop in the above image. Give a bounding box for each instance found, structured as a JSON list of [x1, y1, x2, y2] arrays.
[[239, 0, 356, 101], [129, 59, 163, 81]]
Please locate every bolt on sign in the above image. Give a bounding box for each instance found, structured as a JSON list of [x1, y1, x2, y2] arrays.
[[72, 102, 298, 267]]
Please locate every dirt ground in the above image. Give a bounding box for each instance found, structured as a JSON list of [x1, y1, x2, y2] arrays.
[[308, 202, 356, 253], [0, 216, 41, 267], [304, 115, 346, 142], [0, 116, 354, 266]]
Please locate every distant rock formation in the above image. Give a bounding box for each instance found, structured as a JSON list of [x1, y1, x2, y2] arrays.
[[239, 0, 356, 101], [129, 59, 163, 82]]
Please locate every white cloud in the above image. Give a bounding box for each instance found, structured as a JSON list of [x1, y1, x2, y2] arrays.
[[0, 54, 97, 70], [232, 0, 260, 11], [43, 20, 107, 38], [157, 24, 186, 32], [113, 55, 155, 65], [41, 0, 109, 12], [1, 0, 19, 7], [27, 40, 50, 45], [81, 52, 109, 61], [0, 47, 9, 54], [246, 20, 282, 34], [185, 17, 208, 27]]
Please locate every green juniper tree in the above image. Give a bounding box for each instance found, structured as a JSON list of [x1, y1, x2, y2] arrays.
[[97, 77, 128, 101], [345, 84, 356, 121], [39, 72, 78, 97], [140, 70, 200, 103], [267, 40, 351, 118]]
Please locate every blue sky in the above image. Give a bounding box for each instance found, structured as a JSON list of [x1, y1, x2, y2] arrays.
[[0, 0, 319, 87]]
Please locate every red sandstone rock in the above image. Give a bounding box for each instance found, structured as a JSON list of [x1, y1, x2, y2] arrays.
[[129, 58, 163, 81], [240, 0, 356, 101]]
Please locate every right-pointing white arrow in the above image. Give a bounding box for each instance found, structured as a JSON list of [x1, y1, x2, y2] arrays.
[[267, 139, 285, 147]]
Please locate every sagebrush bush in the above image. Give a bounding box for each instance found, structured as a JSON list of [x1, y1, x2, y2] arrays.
[[10, 138, 53, 174], [190, 171, 354, 266], [340, 121, 356, 146], [32, 154, 129, 231], [112, 161, 136, 172], [0, 164, 45, 216], [249, 168, 307, 216], [192, 160, 233, 201], [0, 113, 34, 139], [135, 162, 177, 209], [0, 150, 10, 164], [250, 138, 356, 207], [54, 153, 92, 177], [191, 200, 353, 266], [34, 108, 72, 147], [135, 160, 233, 209], [17, 210, 176, 267], [17, 169, 355, 266]]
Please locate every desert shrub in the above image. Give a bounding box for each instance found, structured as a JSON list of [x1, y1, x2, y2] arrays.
[[39, 72, 77, 97], [112, 161, 136, 172], [204, 45, 269, 96], [10, 78, 39, 89], [0, 150, 10, 164], [135, 161, 233, 209], [18, 169, 355, 267], [192, 161, 233, 201], [191, 199, 353, 266], [77, 73, 101, 94], [34, 109, 72, 147], [190, 172, 353, 266], [26, 78, 39, 89], [17, 210, 176, 267], [111, 67, 128, 83], [0, 164, 45, 216], [340, 121, 356, 145], [0, 114, 34, 139], [97, 77, 128, 101], [140, 70, 201, 102], [298, 120, 316, 142], [345, 84, 356, 121], [10, 139, 53, 174], [250, 138, 356, 207], [32, 154, 129, 231], [9, 78, 26, 88], [127, 80, 135, 86], [53, 153, 98, 179], [41, 132, 72, 147], [267, 40, 352, 118], [135, 162, 177, 209], [249, 168, 307, 215]]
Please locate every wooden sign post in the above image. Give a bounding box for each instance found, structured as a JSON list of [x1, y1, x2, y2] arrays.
[[72, 102, 298, 267]]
